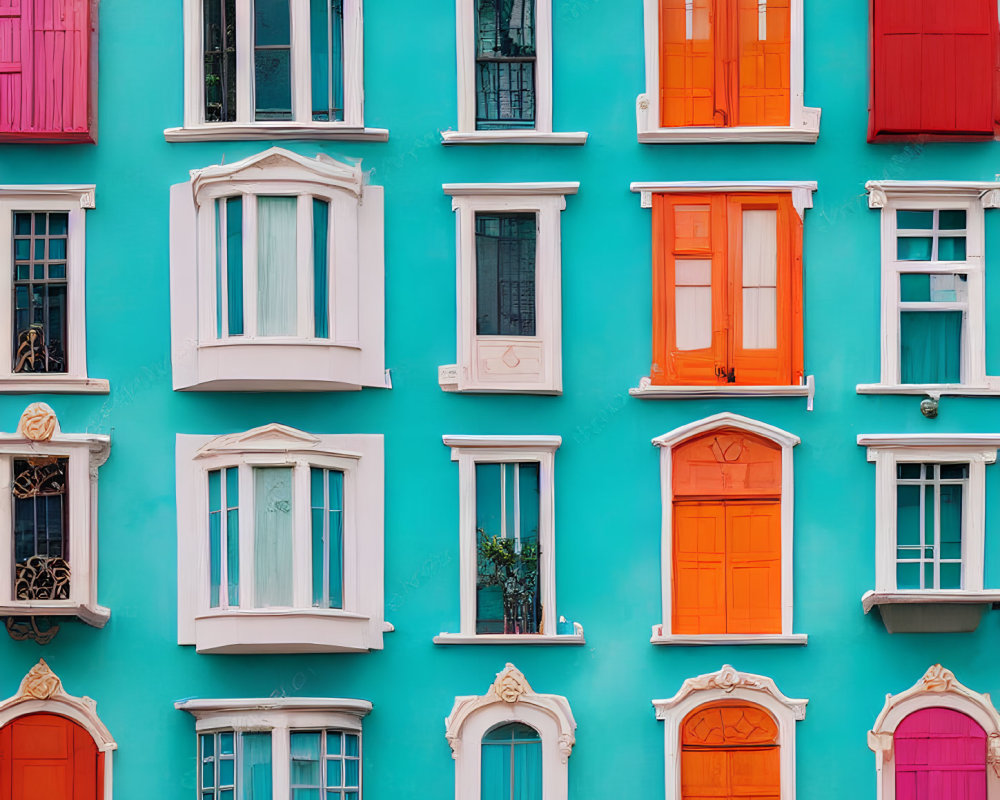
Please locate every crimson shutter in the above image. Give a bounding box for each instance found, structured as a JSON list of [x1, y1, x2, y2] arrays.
[[871, 0, 998, 139]]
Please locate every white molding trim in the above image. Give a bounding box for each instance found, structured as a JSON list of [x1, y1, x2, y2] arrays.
[[170, 148, 387, 392], [652, 414, 800, 640], [0, 660, 116, 800], [0, 187, 104, 391], [446, 664, 576, 800], [866, 181, 1000, 209], [653, 665, 807, 800], [434, 626, 585, 646], [637, 0, 819, 143], [633, 376, 816, 409], [859, 433, 1000, 449], [863, 590, 1000, 614], [440, 185, 574, 394], [651, 632, 808, 646], [868, 665, 1000, 800], [176, 428, 386, 653], [857, 384, 1000, 396], [630, 181, 817, 220], [174, 0, 380, 140], [442, 436, 579, 641], [441, 131, 588, 145]]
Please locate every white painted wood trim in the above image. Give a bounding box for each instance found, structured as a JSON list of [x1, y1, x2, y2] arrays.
[[859, 434, 1000, 448], [433, 629, 585, 645], [857, 384, 1000, 395], [867, 181, 1000, 207], [176, 697, 372, 714], [862, 590, 1000, 614], [441, 131, 587, 145], [631, 376, 815, 409], [650, 632, 808, 645], [444, 183, 579, 197], [637, 0, 818, 143], [443, 435, 562, 448], [631, 181, 817, 220], [165, 125, 389, 142]]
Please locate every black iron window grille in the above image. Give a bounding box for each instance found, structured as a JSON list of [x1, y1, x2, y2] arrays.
[[12, 456, 69, 601], [475, 0, 536, 130], [12, 212, 68, 374], [203, 0, 237, 122], [475, 213, 537, 336]]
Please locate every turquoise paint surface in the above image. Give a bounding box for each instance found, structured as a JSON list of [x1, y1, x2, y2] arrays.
[[2, 0, 1000, 796]]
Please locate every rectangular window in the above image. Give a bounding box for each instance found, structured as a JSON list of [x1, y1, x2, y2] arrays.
[[12, 212, 68, 374], [257, 196, 298, 336], [199, 731, 273, 800], [313, 198, 330, 338], [475, 462, 541, 635], [475, 0, 536, 130], [254, 0, 293, 120], [12, 456, 69, 601], [652, 192, 802, 386], [310, 468, 344, 609], [253, 466, 294, 607], [290, 730, 360, 800], [203, 0, 237, 122], [475, 213, 537, 336], [310, 0, 345, 122], [896, 463, 966, 591], [208, 467, 240, 608]]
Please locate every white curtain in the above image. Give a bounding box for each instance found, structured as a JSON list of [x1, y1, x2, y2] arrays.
[[257, 196, 298, 336], [254, 467, 293, 607]]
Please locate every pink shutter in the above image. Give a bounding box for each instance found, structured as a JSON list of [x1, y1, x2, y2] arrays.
[[0, 0, 28, 132], [30, 0, 90, 134], [895, 708, 987, 800]]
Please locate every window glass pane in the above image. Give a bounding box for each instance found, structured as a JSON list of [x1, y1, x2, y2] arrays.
[[204, 0, 237, 121], [254, 0, 292, 119], [209, 469, 222, 608], [291, 732, 322, 787], [257, 196, 298, 336], [343, 758, 359, 787], [327, 732, 342, 756], [900, 274, 968, 303], [12, 212, 68, 374], [940, 464, 969, 480], [220, 732, 234, 755], [475, 213, 536, 336], [475, 0, 535, 129], [940, 562, 962, 590], [310, 0, 344, 121], [940, 483, 963, 562], [675, 259, 712, 351], [219, 758, 235, 786], [328, 470, 344, 608], [311, 468, 344, 609], [741, 209, 778, 350], [900, 311, 962, 384], [939, 210, 967, 230], [937, 236, 967, 261], [240, 733, 272, 800], [897, 236, 933, 261], [226, 197, 244, 336], [897, 561, 919, 590], [896, 484, 920, 549], [253, 467, 294, 607], [897, 210, 934, 229], [226, 467, 240, 606], [475, 462, 504, 633], [344, 734, 359, 758], [12, 457, 69, 601], [481, 724, 541, 800], [313, 199, 330, 338], [897, 463, 921, 479]]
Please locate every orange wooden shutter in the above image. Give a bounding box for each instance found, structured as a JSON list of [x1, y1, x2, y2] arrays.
[[652, 193, 728, 385], [673, 502, 727, 634], [4, 713, 98, 800], [659, 0, 717, 127], [725, 502, 781, 634], [736, 0, 791, 126]]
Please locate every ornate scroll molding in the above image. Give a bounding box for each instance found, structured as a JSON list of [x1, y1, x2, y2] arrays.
[[654, 665, 808, 721], [17, 402, 59, 441], [921, 664, 956, 692]]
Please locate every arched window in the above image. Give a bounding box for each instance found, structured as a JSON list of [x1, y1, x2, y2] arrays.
[[481, 723, 542, 800], [652, 413, 804, 644]]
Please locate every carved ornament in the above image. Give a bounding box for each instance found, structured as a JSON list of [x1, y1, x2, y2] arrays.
[[20, 659, 63, 700], [17, 402, 58, 441], [687, 664, 766, 694], [491, 663, 532, 703], [920, 664, 956, 692]]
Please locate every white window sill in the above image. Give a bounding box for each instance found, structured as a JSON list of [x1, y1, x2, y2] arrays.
[[437, 364, 561, 395], [440, 130, 588, 145], [0, 376, 109, 394], [192, 609, 390, 654], [200, 338, 361, 350], [857, 383, 1000, 396], [630, 375, 815, 409], [862, 590, 1000, 614], [434, 625, 585, 646], [0, 601, 110, 628], [635, 105, 821, 143], [650, 629, 808, 646], [164, 124, 390, 142]]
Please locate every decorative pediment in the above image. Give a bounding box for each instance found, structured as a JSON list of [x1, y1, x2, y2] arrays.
[[190, 147, 365, 204], [653, 413, 800, 450], [196, 424, 323, 458], [654, 665, 808, 721]]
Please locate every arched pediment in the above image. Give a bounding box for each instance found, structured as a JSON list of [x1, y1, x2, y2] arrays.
[[654, 665, 807, 721], [653, 413, 800, 451]]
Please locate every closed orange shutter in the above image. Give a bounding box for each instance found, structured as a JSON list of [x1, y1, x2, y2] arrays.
[[673, 503, 727, 634], [2, 713, 98, 800], [659, 0, 717, 127], [726, 502, 782, 633], [736, 0, 791, 126]]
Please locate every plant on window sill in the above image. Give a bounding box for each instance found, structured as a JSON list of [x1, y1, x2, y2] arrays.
[[477, 531, 540, 635]]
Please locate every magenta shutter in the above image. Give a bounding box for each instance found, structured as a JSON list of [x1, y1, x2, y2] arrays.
[[895, 708, 987, 800], [0, 0, 28, 132]]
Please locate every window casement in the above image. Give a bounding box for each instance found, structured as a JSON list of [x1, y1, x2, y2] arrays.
[[176, 424, 388, 654], [653, 665, 807, 800], [869, 0, 1000, 142], [176, 697, 370, 799], [860, 182, 1000, 396], [651, 414, 805, 645], [0, 187, 107, 394], [859, 434, 1000, 633], [436, 436, 583, 645], [637, 0, 820, 143], [629, 182, 816, 405], [0, 0, 97, 143], [439, 184, 575, 395], [168, 0, 386, 142], [170, 147, 388, 392], [444, 0, 587, 145], [445, 663, 576, 800], [0, 403, 110, 630], [0, 660, 116, 800], [869, 664, 1000, 800]]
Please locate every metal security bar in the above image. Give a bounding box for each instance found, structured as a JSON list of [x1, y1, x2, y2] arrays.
[[203, 0, 237, 121], [12, 212, 68, 374], [12, 457, 69, 600], [475, 213, 537, 336], [475, 0, 536, 129]]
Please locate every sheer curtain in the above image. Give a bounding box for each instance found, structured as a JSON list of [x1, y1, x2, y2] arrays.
[[239, 732, 273, 800], [257, 196, 298, 336], [254, 467, 294, 607], [900, 311, 962, 383]]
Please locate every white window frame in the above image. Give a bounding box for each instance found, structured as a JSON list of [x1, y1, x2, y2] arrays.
[[439, 184, 576, 395], [445, 663, 576, 800], [444, 0, 587, 145], [653, 665, 807, 800], [637, 0, 820, 143], [436, 435, 583, 644], [168, 0, 387, 142], [0, 660, 116, 800], [175, 697, 371, 797], [0, 186, 108, 394], [170, 147, 388, 392], [860, 181, 1000, 396], [858, 434, 1000, 618], [651, 413, 805, 645], [0, 403, 110, 627], [868, 664, 1000, 800], [176, 423, 388, 653]]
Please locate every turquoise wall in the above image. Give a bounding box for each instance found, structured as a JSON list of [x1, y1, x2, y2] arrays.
[[4, 0, 1000, 796]]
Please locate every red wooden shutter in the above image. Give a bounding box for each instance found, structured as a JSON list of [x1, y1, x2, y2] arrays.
[[870, 0, 998, 140], [659, 0, 717, 127], [725, 502, 781, 633], [30, 0, 90, 134], [895, 708, 987, 800], [2, 713, 98, 800], [736, 0, 791, 126], [673, 502, 727, 634]]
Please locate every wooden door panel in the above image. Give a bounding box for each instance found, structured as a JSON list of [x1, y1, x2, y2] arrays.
[[895, 708, 987, 800], [2, 713, 98, 800], [673, 503, 727, 634], [735, 0, 790, 126], [659, 0, 717, 127], [726, 503, 782, 634]]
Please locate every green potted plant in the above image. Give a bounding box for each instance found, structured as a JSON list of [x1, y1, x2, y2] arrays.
[[477, 530, 540, 634]]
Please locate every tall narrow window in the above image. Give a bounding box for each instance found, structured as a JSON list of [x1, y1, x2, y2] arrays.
[[254, 0, 293, 120], [313, 198, 330, 337], [290, 730, 360, 799], [475, 0, 536, 130], [208, 467, 240, 608], [311, 468, 344, 609], [12, 457, 68, 601], [475, 213, 536, 336], [896, 463, 966, 591], [310, 0, 345, 121], [256, 196, 298, 336], [199, 731, 273, 800], [203, 0, 237, 121], [475, 461, 541, 635], [481, 723, 542, 800], [12, 212, 68, 374], [254, 466, 294, 607]]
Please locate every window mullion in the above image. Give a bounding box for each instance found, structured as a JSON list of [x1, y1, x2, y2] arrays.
[[323, 469, 331, 608], [220, 472, 229, 610], [933, 468, 941, 589], [918, 465, 927, 589], [292, 460, 311, 608], [218, 200, 229, 338], [290, 0, 311, 122], [234, 0, 253, 123], [238, 464, 254, 608], [296, 194, 313, 338], [243, 194, 259, 337]]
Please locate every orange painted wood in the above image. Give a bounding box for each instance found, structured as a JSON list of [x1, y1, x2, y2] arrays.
[[725, 502, 782, 633], [682, 702, 780, 799], [1, 713, 98, 800], [870, 0, 998, 141], [673, 502, 727, 634], [659, 0, 717, 127], [736, 0, 790, 126], [651, 192, 803, 387], [672, 428, 783, 498]]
